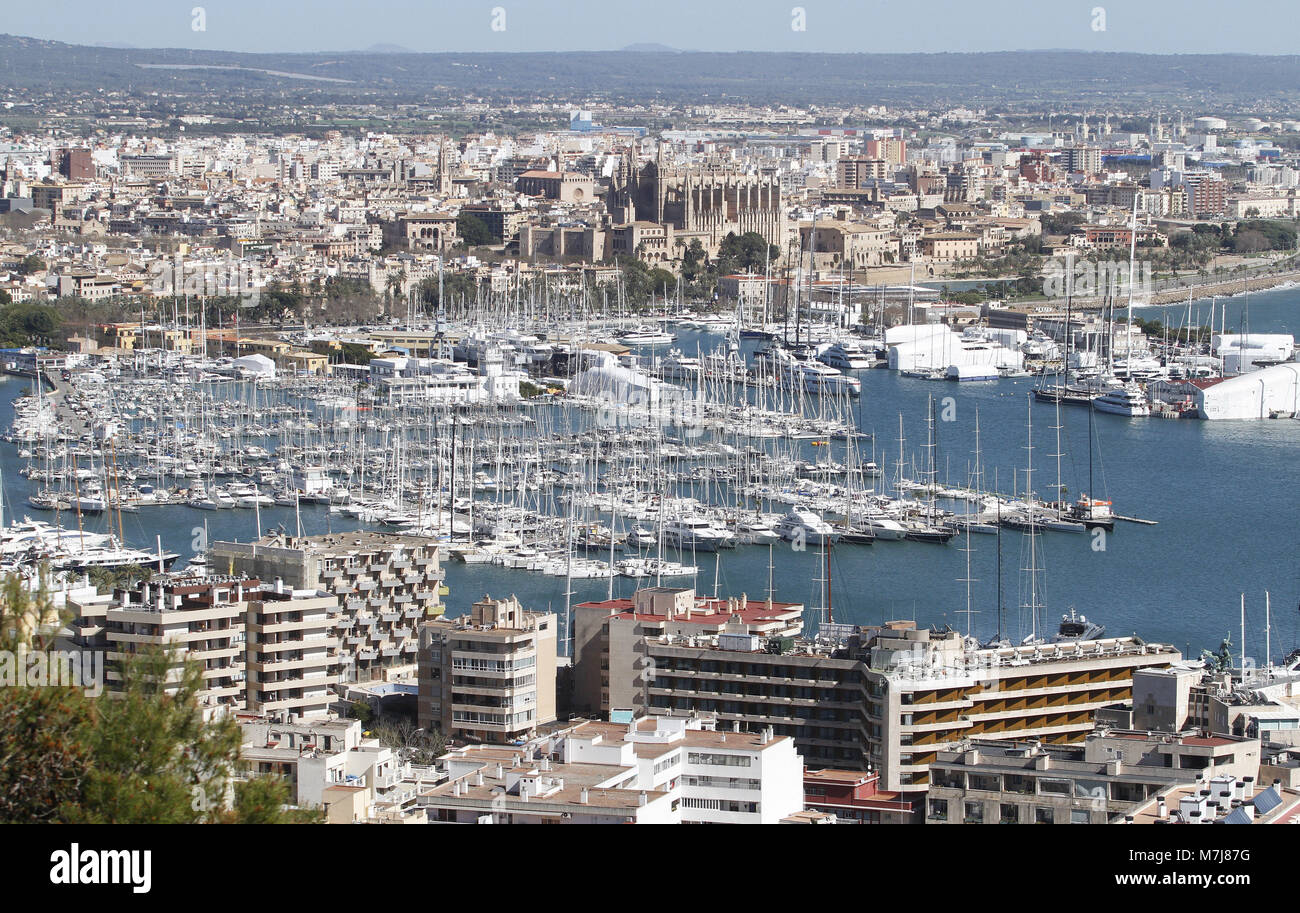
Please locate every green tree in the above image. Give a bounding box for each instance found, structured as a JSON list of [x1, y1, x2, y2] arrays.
[[348, 699, 374, 725], [16, 254, 46, 276], [715, 231, 779, 275], [457, 211, 494, 247], [0, 574, 323, 824]]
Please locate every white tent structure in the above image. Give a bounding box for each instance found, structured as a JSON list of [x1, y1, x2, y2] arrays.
[[233, 353, 276, 378], [569, 352, 688, 411], [1214, 334, 1295, 375], [1196, 363, 1300, 420], [886, 325, 1024, 373]]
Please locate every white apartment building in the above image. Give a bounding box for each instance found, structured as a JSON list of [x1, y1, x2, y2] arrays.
[[76, 574, 344, 722], [240, 717, 440, 823], [422, 714, 805, 824]]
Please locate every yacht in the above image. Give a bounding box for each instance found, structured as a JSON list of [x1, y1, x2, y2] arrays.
[[1068, 495, 1115, 530], [817, 341, 875, 371], [1052, 608, 1106, 642], [1092, 381, 1151, 417], [658, 349, 704, 380], [776, 355, 862, 396], [663, 516, 734, 552], [618, 326, 675, 346], [734, 516, 782, 545], [902, 521, 955, 544], [774, 509, 840, 546], [858, 516, 908, 541]]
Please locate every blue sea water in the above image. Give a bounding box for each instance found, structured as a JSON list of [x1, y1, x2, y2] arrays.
[[2, 285, 1298, 662]]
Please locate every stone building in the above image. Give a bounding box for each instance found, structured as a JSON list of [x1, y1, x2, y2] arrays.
[[607, 145, 786, 259]]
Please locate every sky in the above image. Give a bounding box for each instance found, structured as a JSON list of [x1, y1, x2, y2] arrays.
[[9, 0, 1300, 55]]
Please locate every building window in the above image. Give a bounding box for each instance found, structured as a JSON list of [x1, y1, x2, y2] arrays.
[[928, 799, 948, 821], [964, 802, 984, 824], [1035, 807, 1055, 825], [1000, 803, 1020, 824], [1070, 809, 1090, 825]]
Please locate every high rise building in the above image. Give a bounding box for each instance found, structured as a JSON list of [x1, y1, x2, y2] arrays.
[[836, 155, 889, 189], [574, 588, 1180, 791], [418, 594, 557, 743], [866, 135, 908, 167], [73, 574, 340, 722], [212, 532, 444, 684], [56, 147, 94, 181]]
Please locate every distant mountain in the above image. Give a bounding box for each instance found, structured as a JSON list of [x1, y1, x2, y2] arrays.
[[362, 43, 414, 54], [0, 34, 1296, 108], [621, 43, 682, 53]]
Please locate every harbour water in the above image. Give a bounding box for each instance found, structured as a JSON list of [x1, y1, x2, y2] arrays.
[[3, 286, 1298, 663]]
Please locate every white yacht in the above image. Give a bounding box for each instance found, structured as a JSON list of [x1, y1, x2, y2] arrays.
[[663, 516, 734, 552], [1092, 381, 1151, 417], [658, 349, 703, 380], [774, 509, 840, 546], [618, 325, 675, 346], [776, 354, 862, 396], [734, 516, 782, 545], [817, 341, 875, 371]]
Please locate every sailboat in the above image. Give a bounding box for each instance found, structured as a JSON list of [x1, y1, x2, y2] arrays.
[[1093, 198, 1151, 416]]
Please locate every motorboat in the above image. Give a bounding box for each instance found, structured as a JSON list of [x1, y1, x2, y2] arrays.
[[1092, 381, 1151, 417], [774, 509, 840, 546], [618, 325, 675, 346], [663, 516, 734, 552], [1052, 608, 1105, 642]]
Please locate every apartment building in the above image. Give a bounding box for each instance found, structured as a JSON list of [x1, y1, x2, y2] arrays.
[[212, 532, 444, 684], [421, 714, 804, 824], [804, 769, 920, 824], [75, 574, 341, 722], [244, 584, 339, 719], [836, 156, 888, 189], [866, 624, 1179, 790], [573, 587, 804, 714], [120, 154, 178, 180], [95, 575, 252, 719], [239, 716, 436, 823], [866, 136, 907, 167], [1061, 145, 1102, 175], [574, 590, 1180, 792], [1181, 172, 1228, 217], [418, 594, 557, 743], [925, 729, 1260, 824]]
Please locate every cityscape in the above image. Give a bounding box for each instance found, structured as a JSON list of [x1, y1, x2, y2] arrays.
[[0, 1, 1297, 862]]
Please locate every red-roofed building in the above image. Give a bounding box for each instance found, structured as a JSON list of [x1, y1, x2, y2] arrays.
[[804, 769, 920, 824], [572, 586, 805, 719]]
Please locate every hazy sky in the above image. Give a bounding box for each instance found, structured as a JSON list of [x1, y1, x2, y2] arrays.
[[11, 0, 1300, 55]]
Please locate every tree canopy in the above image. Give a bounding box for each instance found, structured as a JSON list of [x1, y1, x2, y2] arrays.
[[0, 574, 322, 824]]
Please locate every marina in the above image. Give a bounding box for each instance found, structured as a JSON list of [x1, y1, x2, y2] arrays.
[[3, 292, 1297, 660]]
